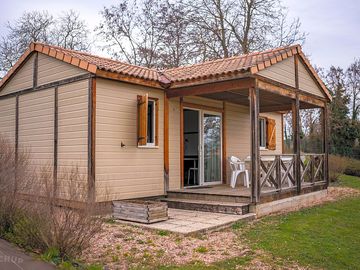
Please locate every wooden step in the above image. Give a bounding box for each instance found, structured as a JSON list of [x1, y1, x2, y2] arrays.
[[161, 198, 250, 215], [167, 191, 251, 203]]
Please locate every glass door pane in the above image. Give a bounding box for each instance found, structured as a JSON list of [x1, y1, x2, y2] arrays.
[[203, 113, 222, 184]]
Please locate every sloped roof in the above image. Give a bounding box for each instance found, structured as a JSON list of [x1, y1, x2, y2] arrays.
[[165, 45, 298, 82], [0, 42, 331, 100]]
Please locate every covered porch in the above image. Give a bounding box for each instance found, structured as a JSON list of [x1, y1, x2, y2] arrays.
[[165, 56, 330, 204]]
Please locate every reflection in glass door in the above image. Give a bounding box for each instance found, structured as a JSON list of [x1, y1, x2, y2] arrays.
[[202, 112, 222, 184]]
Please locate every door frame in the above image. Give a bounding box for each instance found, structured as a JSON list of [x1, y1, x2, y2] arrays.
[[201, 110, 223, 186], [180, 100, 225, 188]]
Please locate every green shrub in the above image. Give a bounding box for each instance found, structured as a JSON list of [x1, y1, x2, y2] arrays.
[[329, 155, 347, 182], [344, 158, 360, 177]]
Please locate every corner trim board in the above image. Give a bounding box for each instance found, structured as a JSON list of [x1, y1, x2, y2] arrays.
[[54, 87, 58, 191], [33, 52, 38, 88], [88, 78, 96, 201], [15, 95, 19, 163], [164, 93, 169, 193]]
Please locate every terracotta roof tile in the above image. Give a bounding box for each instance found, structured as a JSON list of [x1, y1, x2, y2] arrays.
[[0, 42, 331, 100], [33, 42, 160, 82], [164, 45, 301, 83]]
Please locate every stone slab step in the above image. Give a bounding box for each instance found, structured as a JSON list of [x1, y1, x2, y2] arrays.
[[161, 198, 250, 215]]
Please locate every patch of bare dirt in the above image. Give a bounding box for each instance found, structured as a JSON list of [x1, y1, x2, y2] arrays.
[[82, 223, 251, 269], [82, 187, 359, 269]]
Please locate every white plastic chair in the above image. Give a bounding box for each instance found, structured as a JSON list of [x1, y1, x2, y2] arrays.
[[228, 156, 249, 188]]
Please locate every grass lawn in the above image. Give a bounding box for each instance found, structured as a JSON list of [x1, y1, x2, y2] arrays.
[[157, 175, 360, 270], [241, 175, 360, 270]]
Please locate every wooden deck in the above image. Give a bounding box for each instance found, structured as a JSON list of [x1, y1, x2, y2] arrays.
[[169, 185, 252, 197], [168, 183, 326, 204]]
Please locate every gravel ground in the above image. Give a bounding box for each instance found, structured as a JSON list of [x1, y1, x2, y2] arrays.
[[81, 186, 359, 270]]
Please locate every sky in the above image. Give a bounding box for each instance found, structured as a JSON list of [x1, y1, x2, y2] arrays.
[[0, 0, 359, 70]]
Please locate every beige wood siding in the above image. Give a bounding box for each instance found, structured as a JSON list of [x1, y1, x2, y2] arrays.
[[38, 53, 87, 86], [259, 112, 283, 155], [168, 97, 181, 190], [183, 96, 223, 108], [224, 104, 283, 183], [298, 61, 325, 98], [258, 57, 296, 88], [166, 97, 283, 187], [95, 78, 164, 202], [0, 54, 34, 96], [0, 98, 16, 144], [57, 80, 89, 199], [18, 89, 54, 178]]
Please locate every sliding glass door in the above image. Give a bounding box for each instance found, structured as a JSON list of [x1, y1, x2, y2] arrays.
[[202, 112, 222, 185]]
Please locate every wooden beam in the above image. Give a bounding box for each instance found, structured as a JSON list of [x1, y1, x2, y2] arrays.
[[257, 74, 327, 106], [294, 54, 299, 89], [292, 95, 301, 194], [222, 101, 227, 184], [298, 93, 325, 108], [249, 87, 260, 203], [167, 78, 255, 98], [182, 102, 224, 113], [281, 113, 284, 154], [88, 78, 96, 202], [323, 104, 329, 187], [0, 73, 93, 101], [33, 52, 38, 88], [96, 69, 163, 89], [164, 92, 169, 193], [260, 104, 293, 113], [180, 98, 184, 188], [257, 79, 296, 99], [15, 95, 19, 165], [54, 87, 58, 195]]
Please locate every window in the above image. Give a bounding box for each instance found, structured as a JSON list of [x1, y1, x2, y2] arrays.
[[259, 117, 277, 150], [147, 100, 155, 145], [137, 94, 158, 147], [259, 118, 267, 148]]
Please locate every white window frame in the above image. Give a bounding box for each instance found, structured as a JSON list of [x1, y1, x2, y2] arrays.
[[259, 118, 267, 150]]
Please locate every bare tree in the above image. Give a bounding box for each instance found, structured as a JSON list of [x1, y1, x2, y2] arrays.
[[0, 11, 53, 75], [52, 10, 90, 51], [157, 1, 197, 68], [0, 10, 90, 76], [188, 0, 306, 58], [346, 59, 360, 121], [97, 0, 306, 67], [97, 0, 168, 68]]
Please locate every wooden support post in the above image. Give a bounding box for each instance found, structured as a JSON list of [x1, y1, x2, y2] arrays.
[[164, 92, 169, 193], [323, 104, 329, 187], [222, 101, 227, 184], [180, 98, 184, 188], [249, 87, 260, 203], [292, 95, 301, 194]]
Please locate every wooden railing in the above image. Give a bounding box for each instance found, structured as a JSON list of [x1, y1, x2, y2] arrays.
[[300, 154, 325, 185], [259, 154, 325, 195], [259, 154, 296, 193]]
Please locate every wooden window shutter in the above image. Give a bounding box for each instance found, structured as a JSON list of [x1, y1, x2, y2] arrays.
[[266, 118, 276, 150], [155, 99, 159, 146], [137, 94, 148, 146]]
